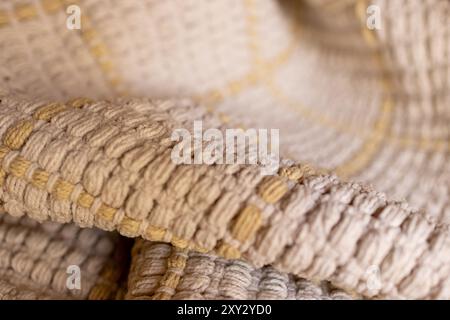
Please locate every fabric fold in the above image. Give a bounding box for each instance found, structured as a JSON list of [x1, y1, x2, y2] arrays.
[[0, 94, 448, 299], [0, 0, 449, 300]]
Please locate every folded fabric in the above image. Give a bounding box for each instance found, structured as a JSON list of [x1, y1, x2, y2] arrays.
[[0, 0, 448, 300]]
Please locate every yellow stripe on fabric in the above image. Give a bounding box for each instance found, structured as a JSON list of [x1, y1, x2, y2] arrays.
[[152, 249, 188, 300], [0, 10, 10, 27], [0, 169, 5, 186], [335, 98, 394, 177], [194, 0, 300, 110], [67, 0, 128, 96], [0, 146, 9, 161], [31, 169, 50, 189], [34, 103, 67, 121], [320, 0, 356, 11], [117, 216, 140, 236], [9, 156, 31, 178], [279, 164, 316, 181], [53, 178, 75, 200], [244, 0, 261, 65], [215, 204, 264, 260], [216, 242, 242, 260], [67, 97, 94, 109], [334, 0, 394, 178], [41, 0, 64, 14], [0, 99, 212, 255], [15, 4, 38, 21], [77, 192, 94, 208], [4, 1, 447, 153], [257, 177, 288, 204], [3, 120, 34, 150], [0, 145, 211, 253], [231, 205, 262, 242], [88, 260, 123, 300]]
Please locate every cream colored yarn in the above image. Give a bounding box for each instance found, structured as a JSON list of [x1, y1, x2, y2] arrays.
[[126, 240, 352, 300], [0, 210, 130, 299], [0, 0, 448, 300]]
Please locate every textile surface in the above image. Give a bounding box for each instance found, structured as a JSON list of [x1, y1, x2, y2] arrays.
[[0, 0, 448, 300]]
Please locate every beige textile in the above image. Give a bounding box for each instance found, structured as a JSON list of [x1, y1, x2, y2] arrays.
[[0, 0, 448, 300]]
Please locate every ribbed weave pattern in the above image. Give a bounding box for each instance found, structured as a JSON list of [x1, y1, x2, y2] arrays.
[[0, 210, 130, 299], [0, 0, 448, 300], [126, 240, 352, 300]]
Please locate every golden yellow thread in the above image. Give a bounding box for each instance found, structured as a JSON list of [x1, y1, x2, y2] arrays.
[[159, 272, 181, 287], [0, 88, 207, 252], [34, 103, 67, 121], [77, 192, 94, 208], [118, 216, 140, 235], [87, 284, 112, 300], [244, 0, 261, 64], [333, 0, 394, 178], [81, 29, 97, 42], [151, 292, 171, 300], [231, 205, 262, 242], [258, 177, 288, 204], [152, 249, 188, 300], [323, 0, 358, 11], [194, 3, 299, 110], [171, 236, 189, 249], [0, 140, 209, 254], [145, 225, 166, 242], [153, 273, 181, 300], [75, 12, 126, 93], [0, 146, 9, 161], [53, 178, 75, 200], [89, 260, 124, 300], [279, 164, 316, 181], [216, 243, 241, 260], [167, 253, 187, 269], [0, 10, 9, 27], [361, 27, 378, 48], [31, 169, 49, 189], [266, 78, 352, 132], [9, 157, 31, 178], [356, 0, 378, 47], [335, 98, 393, 177], [99, 61, 114, 73], [0, 169, 5, 186], [15, 4, 38, 21], [67, 97, 94, 109], [41, 0, 63, 14], [108, 77, 122, 87], [97, 204, 117, 222], [192, 244, 209, 254], [89, 44, 109, 58], [3, 120, 34, 150]]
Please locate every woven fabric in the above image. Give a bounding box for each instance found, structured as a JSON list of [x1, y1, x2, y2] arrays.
[[126, 240, 352, 300], [0, 210, 130, 299], [0, 0, 448, 300]]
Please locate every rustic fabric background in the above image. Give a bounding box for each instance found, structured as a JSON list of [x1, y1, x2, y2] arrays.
[[0, 0, 448, 299]]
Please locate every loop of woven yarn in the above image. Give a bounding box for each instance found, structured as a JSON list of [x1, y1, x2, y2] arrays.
[[0, 94, 448, 299]]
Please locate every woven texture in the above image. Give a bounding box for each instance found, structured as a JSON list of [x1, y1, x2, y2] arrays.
[[126, 240, 352, 300], [0, 0, 448, 300]]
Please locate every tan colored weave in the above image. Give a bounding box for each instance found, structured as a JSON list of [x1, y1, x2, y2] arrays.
[[0, 210, 130, 299], [0, 0, 448, 300], [126, 240, 352, 300]]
